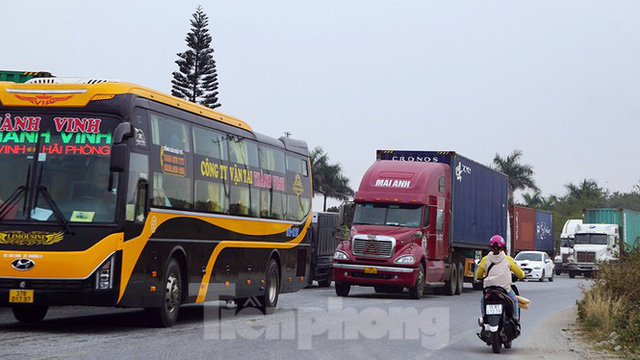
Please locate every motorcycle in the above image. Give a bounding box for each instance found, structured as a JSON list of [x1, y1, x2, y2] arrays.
[[477, 280, 521, 353]]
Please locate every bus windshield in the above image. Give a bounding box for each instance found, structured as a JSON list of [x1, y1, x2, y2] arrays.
[[0, 112, 119, 223], [353, 203, 422, 228]]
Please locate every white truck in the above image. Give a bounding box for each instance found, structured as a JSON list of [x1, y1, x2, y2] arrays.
[[565, 223, 620, 278], [554, 219, 582, 275]]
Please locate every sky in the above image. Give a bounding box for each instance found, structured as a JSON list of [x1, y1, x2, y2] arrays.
[[3, 1, 640, 210]]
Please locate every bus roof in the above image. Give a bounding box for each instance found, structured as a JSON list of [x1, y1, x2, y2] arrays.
[[0, 79, 252, 131]]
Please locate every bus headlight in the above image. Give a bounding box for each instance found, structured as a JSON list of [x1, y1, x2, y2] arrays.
[[394, 255, 416, 264], [333, 250, 349, 260], [96, 256, 114, 290]]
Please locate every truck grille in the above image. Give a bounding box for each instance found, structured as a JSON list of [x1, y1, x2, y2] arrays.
[[577, 251, 596, 263], [352, 238, 394, 258], [562, 254, 569, 262]]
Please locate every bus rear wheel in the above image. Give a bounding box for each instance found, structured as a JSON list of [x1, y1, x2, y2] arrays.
[[12, 304, 48, 323], [258, 259, 280, 315], [147, 259, 182, 327]]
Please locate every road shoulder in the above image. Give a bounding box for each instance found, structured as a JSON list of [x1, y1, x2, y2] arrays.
[[505, 306, 622, 360]]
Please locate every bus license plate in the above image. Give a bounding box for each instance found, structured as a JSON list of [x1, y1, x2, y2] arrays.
[[364, 267, 378, 274], [485, 304, 503, 315], [9, 290, 34, 304]]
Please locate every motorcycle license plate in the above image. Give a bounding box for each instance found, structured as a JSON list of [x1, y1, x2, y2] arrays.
[[485, 304, 503, 315], [364, 267, 378, 274], [9, 289, 34, 303]]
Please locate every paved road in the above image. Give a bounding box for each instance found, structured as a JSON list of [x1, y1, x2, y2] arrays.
[[0, 276, 587, 360]]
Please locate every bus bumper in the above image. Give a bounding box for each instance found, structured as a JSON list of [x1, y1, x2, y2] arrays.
[[0, 278, 118, 307]]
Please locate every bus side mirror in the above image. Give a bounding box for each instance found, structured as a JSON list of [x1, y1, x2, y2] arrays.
[[110, 143, 127, 172], [110, 122, 134, 173]]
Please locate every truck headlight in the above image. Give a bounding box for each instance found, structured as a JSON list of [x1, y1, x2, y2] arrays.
[[95, 256, 114, 290], [394, 255, 416, 264], [554, 255, 561, 263], [333, 250, 349, 260]]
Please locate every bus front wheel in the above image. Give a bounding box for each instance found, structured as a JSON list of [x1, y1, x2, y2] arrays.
[[147, 259, 182, 327], [12, 304, 48, 323]]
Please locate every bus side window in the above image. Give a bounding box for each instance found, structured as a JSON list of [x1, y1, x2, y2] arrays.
[[126, 153, 149, 222]]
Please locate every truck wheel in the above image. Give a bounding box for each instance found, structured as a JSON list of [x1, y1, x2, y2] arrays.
[[569, 271, 576, 279], [12, 305, 48, 323], [539, 270, 545, 282], [555, 269, 562, 276], [409, 263, 425, 299], [455, 263, 464, 295], [146, 258, 182, 327], [335, 282, 351, 297], [318, 272, 332, 288], [445, 263, 458, 296], [258, 259, 280, 315]]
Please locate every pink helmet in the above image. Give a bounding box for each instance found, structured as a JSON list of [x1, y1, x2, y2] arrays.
[[489, 235, 506, 248]]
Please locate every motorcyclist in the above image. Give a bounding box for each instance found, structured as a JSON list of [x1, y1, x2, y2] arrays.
[[476, 235, 525, 321]]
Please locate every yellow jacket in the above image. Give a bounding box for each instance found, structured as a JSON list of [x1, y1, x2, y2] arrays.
[[476, 252, 525, 283]]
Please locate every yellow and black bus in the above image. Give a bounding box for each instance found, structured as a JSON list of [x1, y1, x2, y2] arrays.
[[0, 78, 312, 327]]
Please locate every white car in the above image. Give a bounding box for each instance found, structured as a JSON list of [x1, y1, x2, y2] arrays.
[[514, 251, 555, 282]]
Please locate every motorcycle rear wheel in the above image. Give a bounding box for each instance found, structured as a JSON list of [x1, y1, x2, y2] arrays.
[[491, 332, 502, 353]]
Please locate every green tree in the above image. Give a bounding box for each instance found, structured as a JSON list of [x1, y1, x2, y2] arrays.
[[521, 191, 556, 210], [493, 150, 539, 204], [171, 6, 221, 109], [309, 147, 354, 211], [563, 179, 608, 205]]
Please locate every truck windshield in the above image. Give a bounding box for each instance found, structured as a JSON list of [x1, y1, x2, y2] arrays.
[[0, 112, 118, 223], [353, 203, 422, 228], [559, 238, 570, 247], [574, 234, 608, 245]]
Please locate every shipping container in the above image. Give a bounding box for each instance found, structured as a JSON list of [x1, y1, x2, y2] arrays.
[[377, 150, 509, 249], [509, 205, 536, 252], [0, 70, 53, 83], [535, 210, 554, 254], [583, 208, 640, 250]]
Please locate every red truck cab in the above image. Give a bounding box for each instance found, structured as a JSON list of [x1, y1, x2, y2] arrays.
[[333, 160, 450, 298]]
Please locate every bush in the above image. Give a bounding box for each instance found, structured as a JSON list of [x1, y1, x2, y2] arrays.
[[578, 249, 640, 354]]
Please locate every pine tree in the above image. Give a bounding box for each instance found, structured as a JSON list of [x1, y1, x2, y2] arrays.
[[171, 6, 221, 109]]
